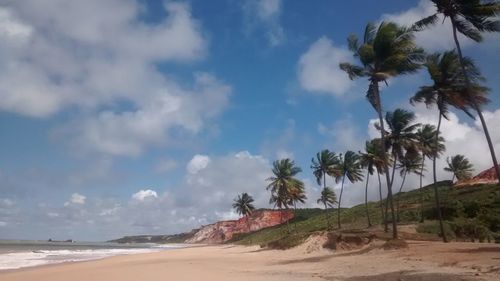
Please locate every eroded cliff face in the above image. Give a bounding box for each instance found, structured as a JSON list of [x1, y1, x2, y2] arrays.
[[456, 165, 500, 186], [185, 210, 294, 244]]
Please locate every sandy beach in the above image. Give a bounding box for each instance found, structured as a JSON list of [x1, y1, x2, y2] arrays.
[[0, 241, 498, 281]]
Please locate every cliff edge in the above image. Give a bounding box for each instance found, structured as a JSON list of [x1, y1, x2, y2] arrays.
[[186, 210, 294, 244]]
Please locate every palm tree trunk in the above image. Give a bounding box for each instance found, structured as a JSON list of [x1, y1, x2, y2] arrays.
[[365, 170, 372, 227], [420, 156, 426, 223], [433, 111, 442, 183], [433, 109, 447, 242], [396, 171, 407, 222], [378, 171, 386, 228], [373, 80, 398, 239], [384, 150, 398, 231], [324, 202, 329, 230], [451, 19, 500, 185], [285, 207, 290, 234], [337, 175, 346, 229], [323, 175, 329, 229]]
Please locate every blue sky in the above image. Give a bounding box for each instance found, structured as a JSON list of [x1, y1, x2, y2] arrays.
[[0, 0, 499, 241]]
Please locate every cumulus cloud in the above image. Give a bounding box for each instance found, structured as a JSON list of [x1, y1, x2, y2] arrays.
[[298, 37, 354, 96], [63, 73, 231, 156], [132, 189, 158, 202], [65, 193, 86, 206], [0, 1, 206, 117], [187, 154, 211, 174], [0, 1, 231, 157], [243, 0, 285, 46]]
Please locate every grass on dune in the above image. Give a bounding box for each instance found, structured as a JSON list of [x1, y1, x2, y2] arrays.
[[229, 182, 500, 248]]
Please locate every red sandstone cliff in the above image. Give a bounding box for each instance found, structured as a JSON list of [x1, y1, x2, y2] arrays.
[[185, 210, 294, 244], [456, 165, 500, 186]]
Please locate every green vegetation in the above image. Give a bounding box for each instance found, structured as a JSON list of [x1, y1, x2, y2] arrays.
[[230, 183, 500, 248]]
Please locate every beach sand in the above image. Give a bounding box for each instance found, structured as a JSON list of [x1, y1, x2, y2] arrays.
[[0, 241, 498, 281]]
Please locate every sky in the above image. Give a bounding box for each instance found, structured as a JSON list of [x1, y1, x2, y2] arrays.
[[0, 0, 499, 241]]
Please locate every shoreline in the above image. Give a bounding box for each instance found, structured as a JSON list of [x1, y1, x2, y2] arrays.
[[0, 241, 498, 281], [0, 243, 195, 272]]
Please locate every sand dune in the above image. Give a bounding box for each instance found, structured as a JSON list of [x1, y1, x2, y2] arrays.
[[0, 241, 498, 281]]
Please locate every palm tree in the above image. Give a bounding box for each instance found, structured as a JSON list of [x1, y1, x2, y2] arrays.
[[359, 140, 383, 227], [232, 192, 256, 217], [233, 193, 256, 232], [413, 0, 500, 184], [415, 124, 445, 222], [288, 184, 307, 232], [410, 51, 486, 183], [317, 187, 337, 229], [384, 109, 421, 188], [445, 154, 474, 182], [311, 150, 340, 228], [340, 22, 424, 239], [266, 159, 304, 233], [335, 151, 363, 229], [382, 109, 420, 228], [395, 151, 423, 222]]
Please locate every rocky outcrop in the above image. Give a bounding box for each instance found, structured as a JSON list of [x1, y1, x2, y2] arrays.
[[456, 165, 500, 186], [185, 210, 294, 244]]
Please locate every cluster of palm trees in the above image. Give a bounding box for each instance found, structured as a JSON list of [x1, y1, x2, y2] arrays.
[[232, 0, 499, 242], [337, 0, 499, 241]]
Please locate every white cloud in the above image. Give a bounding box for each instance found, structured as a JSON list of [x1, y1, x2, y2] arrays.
[[243, 0, 285, 46], [187, 154, 211, 174], [0, 1, 206, 117], [298, 37, 354, 96], [62, 73, 230, 156], [0, 1, 231, 157], [71, 193, 86, 204], [379, 0, 499, 51], [132, 189, 158, 202], [0, 221, 6, 227], [65, 193, 86, 206], [412, 106, 500, 175]]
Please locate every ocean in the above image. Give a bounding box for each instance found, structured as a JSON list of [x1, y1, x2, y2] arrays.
[[0, 240, 184, 270]]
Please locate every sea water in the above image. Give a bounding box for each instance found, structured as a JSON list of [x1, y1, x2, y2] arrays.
[[0, 240, 184, 270]]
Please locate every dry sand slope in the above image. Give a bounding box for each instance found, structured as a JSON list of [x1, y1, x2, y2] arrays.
[[0, 241, 499, 281]]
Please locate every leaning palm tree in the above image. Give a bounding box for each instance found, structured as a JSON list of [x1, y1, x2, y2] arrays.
[[359, 140, 382, 227], [395, 151, 424, 222], [415, 124, 445, 222], [410, 51, 486, 183], [335, 151, 364, 229], [445, 154, 474, 182], [340, 22, 424, 238], [317, 187, 337, 229], [413, 0, 500, 184], [266, 159, 304, 233]]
